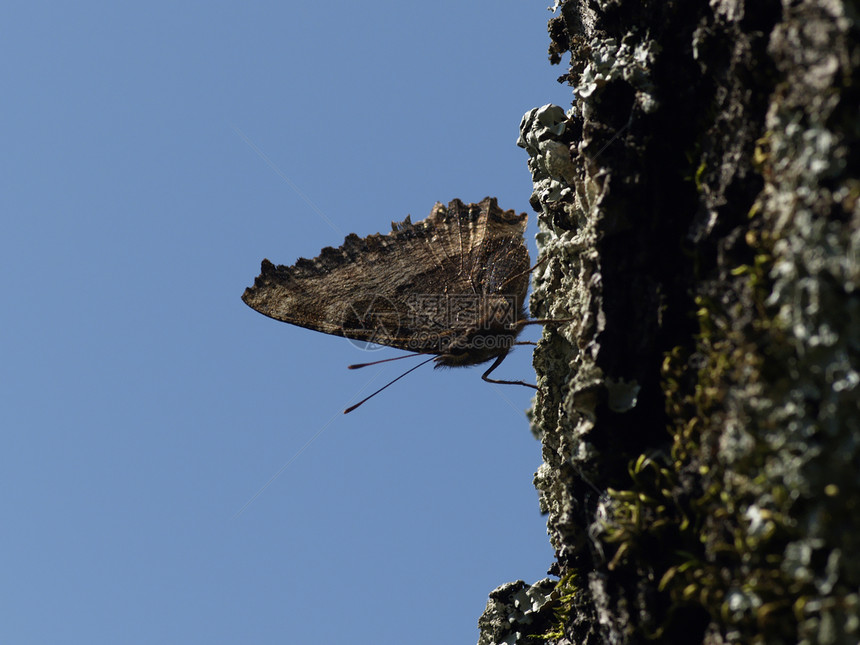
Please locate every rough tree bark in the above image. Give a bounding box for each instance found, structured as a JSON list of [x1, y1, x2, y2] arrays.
[[478, 1, 860, 644]]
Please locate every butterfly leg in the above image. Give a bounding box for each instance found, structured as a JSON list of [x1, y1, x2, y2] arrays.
[[481, 352, 539, 389], [516, 317, 575, 329]]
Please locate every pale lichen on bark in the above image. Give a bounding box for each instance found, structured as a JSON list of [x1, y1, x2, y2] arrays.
[[478, 1, 860, 644]]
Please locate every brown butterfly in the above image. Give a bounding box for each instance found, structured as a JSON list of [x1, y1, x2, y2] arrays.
[[242, 197, 542, 412]]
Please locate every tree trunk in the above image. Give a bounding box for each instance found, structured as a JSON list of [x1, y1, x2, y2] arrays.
[[478, 1, 860, 643]]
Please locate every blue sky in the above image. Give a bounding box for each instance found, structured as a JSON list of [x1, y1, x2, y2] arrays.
[[1, 2, 571, 643]]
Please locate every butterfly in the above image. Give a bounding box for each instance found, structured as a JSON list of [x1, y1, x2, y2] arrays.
[[242, 197, 542, 412]]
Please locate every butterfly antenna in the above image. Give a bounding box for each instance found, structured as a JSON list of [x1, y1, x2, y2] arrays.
[[348, 352, 424, 370], [344, 356, 436, 414], [515, 316, 574, 329]]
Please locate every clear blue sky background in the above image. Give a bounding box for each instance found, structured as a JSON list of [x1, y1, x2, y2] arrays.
[[1, 2, 571, 643]]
